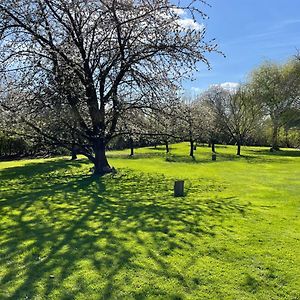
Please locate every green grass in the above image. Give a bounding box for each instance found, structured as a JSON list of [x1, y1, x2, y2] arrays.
[[0, 143, 299, 299]]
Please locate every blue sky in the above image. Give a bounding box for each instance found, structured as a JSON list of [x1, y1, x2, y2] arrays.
[[183, 0, 300, 94]]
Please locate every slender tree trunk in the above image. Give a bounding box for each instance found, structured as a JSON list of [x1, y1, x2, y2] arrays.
[[71, 146, 77, 160], [211, 142, 215, 153], [129, 137, 134, 156], [93, 139, 111, 175], [165, 141, 169, 153], [190, 139, 194, 157], [237, 140, 241, 156]]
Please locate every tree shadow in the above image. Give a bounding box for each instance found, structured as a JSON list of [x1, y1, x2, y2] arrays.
[[108, 152, 166, 160], [148, 146, 174, 151], [108, 151, 296, 165], [0, 159, 250, 299], [247, 148, 300, 158], [165, 153, 247, 164]]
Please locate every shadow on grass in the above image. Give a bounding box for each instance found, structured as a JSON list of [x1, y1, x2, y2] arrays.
[[108, 152, 237, 164], [108, 149, 299, 165], [248, 148, 300, 158], [148, 146, 174, 151], [108, 152, 166, 160], [0, 159, 249, 299]]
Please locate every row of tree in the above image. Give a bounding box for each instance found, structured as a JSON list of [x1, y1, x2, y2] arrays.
[[1, 57, 300, 163], [120, 56, 300, 158], [197, 57, 300, 155], [0, 1, 299, 173], [5, 54, 299, 160]]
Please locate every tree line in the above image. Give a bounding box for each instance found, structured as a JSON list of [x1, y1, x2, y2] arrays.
[[0, 1, 299, 172]]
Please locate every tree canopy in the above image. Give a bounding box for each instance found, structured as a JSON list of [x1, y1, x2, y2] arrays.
[[0, 0, 218, 174]]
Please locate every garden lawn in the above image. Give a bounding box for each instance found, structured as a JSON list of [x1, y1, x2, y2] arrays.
[[0, 143, 299, 299]]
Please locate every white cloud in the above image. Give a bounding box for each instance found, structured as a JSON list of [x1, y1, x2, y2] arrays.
[[177, 19, 204, 31], [171, 8, 186, 16], [159, 7, 203, 32]]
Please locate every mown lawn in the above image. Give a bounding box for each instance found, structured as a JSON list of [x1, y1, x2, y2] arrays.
[[0, 143, 299, 299]]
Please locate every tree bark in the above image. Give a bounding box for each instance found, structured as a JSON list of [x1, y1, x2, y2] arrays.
[[237, 140, 241, 156], [93, 139, 111, 175], [165, 141, 169, 153], [71, 146, 77, 160], [211, 142, 215, 153], [71, 152, 77, 160], [129, 137, 134, 156], [190, 139, 194, 157]]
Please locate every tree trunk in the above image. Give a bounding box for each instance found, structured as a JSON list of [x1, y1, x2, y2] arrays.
[[71, 147, 77, 160], [93, 139, 111, 175], [165, 141, 169, 153], [129, 137, 134, 156], [190, 139, 194, 157], [237, 141, 241, 156], [211, 142, 215, 153]]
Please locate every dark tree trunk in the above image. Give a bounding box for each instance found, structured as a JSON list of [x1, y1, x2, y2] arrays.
[[129, 138, 134, 156], [71, 147, 77, 160], [211, 142, 215, 153], [71, 153, 77, 160], [93, 139, 111, 175], [237, 141, 241, 156], [190, 139, 194, 157], [165, 141, 169, 153], [208, 142, 211, 147]]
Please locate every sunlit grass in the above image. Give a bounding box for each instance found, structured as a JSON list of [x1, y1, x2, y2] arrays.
[[0, 143, 300, 299]]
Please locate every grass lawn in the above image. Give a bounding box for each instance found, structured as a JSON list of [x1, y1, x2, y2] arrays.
[[0, 143, 299, 299]]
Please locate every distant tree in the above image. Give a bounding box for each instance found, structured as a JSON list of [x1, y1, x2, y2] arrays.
[[199, 90, 226, 152], [280, 107, 300, 147], [116, 108, 148, 156], [0, 103, 68, 158], [204, 85, 262, 155], [146, 104, 179, 153], [0, 0, 219, 175], [250, 60, 300, 151], [177, 97, 212, 157]]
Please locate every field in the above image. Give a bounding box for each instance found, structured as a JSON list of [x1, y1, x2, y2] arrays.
[[0, 143, 299, 300]]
